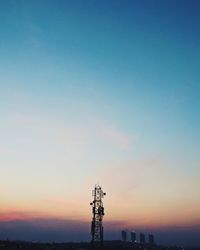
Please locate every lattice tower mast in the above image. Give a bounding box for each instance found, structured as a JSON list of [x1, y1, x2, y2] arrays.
[[90, 185, 106, 244]]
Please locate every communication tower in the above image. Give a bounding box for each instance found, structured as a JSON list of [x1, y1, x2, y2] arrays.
[[90, 185, 106, 245]]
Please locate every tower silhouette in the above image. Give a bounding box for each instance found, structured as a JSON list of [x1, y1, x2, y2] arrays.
[[90, 185, 106, 245]]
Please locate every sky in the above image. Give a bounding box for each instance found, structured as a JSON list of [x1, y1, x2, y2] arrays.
[[0, 0, 200, 246]]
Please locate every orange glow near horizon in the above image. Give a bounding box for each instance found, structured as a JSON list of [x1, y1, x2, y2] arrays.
[[0, 204, 199, 231]]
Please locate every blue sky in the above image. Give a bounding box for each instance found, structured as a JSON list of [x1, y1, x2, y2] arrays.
[[0, 0, 200, 246]]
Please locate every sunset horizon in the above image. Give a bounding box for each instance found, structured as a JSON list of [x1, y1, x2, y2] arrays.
[[0, 0, 200, 247]]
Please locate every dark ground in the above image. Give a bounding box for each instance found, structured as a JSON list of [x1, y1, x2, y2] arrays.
[[0, 241, 199, 250]]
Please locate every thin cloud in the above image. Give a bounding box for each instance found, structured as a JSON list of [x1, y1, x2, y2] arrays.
[[0, 210, 43, 222], [101, 124, 129, 149]]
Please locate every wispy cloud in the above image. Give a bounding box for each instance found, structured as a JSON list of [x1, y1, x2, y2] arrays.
[[0, 210, 43, 222], [100, 123, 130, 149]]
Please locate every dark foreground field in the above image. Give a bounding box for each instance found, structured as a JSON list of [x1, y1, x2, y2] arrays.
[[0, 241, 199, 250]]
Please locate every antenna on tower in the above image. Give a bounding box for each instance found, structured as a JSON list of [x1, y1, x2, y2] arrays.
[[90, 184, 106, 245]]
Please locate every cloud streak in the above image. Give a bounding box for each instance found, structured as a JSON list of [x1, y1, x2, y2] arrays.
[[100, 123, 130, 149]]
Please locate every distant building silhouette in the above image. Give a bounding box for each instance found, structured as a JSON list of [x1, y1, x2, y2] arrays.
[[131, 231, 136, 243], [148, 234, 155, 244], [121, 230, 127, 242], [139, 233, 145, 244]]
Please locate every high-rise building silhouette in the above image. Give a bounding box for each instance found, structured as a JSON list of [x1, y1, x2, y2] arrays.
[[131, 231, 136, 243], [121, 230, 127, 242], [140, 233, 145, 244], [148, 234, 155, 244]]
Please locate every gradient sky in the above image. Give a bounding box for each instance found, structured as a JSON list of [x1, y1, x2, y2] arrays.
[[0, 0, 200, 246]]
